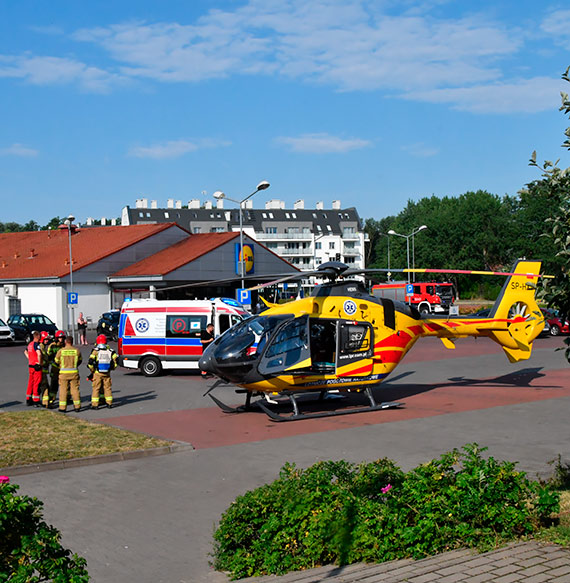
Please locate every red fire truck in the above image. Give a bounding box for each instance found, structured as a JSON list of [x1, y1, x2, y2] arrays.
[[371, 281, 456, 314]]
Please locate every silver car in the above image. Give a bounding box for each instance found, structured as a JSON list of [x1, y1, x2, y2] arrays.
[[0, 318, 15, 344]]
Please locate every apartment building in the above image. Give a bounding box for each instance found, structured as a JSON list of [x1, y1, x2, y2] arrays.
[[121, 197, 367, 271]]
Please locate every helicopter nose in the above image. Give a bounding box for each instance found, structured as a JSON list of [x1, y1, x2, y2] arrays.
[[198, 352, 216, 375]]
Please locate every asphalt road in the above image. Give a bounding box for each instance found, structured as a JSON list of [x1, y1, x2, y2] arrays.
[[1, 333, 569, 583]]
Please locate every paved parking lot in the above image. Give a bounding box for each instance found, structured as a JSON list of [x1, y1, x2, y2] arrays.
[[1, 333, 569, 582]]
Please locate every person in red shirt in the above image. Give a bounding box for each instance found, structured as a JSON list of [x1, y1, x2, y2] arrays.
[[24, 330, 42, 406]]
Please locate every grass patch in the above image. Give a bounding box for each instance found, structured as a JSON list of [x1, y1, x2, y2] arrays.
[[0, 410, 172, 468]]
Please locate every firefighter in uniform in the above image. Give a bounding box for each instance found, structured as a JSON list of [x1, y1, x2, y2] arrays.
[[48, 330, 66, 399], [24, 330, 42, 406], [39, 331, 54, 408], [87, 334, 118, 410], [55, 335, 82, 412]]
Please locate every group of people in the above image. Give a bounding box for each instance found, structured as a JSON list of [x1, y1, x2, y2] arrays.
[[25, 331, 118, 412]]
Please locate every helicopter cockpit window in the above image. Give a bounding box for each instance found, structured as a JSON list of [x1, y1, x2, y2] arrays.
[[258, 315, 310, 374], [210, 314, 291, 365]]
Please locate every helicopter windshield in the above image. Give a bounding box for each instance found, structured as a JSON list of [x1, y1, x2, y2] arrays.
[[210, 314, 292, 365]]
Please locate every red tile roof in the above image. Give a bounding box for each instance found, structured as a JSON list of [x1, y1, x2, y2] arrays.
[[112, 232, 240, 277], [0, 224, 182, 280]]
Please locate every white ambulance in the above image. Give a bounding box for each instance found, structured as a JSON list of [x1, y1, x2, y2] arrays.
[[118, 298, 249, 376]]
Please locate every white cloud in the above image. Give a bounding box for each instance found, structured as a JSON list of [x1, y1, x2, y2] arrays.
[[401, 142, 439, 158], [540, 9, 570, 39], [276, 133, 371, 153], [410, 76, 565, 114], [1, 1, 565, 113], [0, 143, 39, 157], [0, 55, 122, 93], [128, 138, 231, 159]]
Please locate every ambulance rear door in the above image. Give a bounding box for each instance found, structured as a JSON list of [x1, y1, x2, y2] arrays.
[[120, 305, 167, 358]]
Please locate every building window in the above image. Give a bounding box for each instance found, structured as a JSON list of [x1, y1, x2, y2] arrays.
[[193, 227, 201, 233], [268, 212, 274, 219], [327, 225, 332, 232], [343, 226, 356, 235], [292, 212, 297, 218], [285, 212, 290, 219], [265, 227, 277, 234], [164, 212, 169, 218], [312, 213, 317, 218], [315, 242, 322, 250], [345, 257, 356, 264], [262, 212, 267, 218], [329, 242, 335, 249], [139, 212, 144, 218]]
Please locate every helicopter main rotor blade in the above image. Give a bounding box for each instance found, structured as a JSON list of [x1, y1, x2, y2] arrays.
[[341, 267, 552, 279]]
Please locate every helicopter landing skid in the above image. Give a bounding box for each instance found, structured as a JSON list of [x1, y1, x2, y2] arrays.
[[208, 386, 403, 422]]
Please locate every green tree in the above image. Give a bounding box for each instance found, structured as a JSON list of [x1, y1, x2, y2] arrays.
[[529, 66, 570, 361]]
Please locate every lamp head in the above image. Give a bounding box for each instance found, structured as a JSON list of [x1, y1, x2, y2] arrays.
[[256, 181, 270, 191], [388, 229, 397, 235], [417, 225, 427, 232], [213, 191, 225, 200], [67, 214, 75, 222]]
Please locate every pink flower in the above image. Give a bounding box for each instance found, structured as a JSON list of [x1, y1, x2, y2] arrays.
[[0, 476, 9, 484], [381, 484, 392, 494]]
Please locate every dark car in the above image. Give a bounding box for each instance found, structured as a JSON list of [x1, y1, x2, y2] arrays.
[[7, 314, 58, 343], [96, 310, 120, 341]]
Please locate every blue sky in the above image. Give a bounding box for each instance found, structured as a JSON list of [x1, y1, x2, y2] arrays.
[[1, 0, 569, 225]]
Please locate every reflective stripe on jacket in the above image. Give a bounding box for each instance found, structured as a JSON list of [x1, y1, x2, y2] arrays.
[[55, 347, 82, 374]]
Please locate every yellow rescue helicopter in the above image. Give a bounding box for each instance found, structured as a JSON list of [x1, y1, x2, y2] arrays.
[[199, 259, 548, 421]]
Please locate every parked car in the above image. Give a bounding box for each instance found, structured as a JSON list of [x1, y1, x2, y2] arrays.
[[0, 318, 15, 344], [96, 310, 120, 341], [542, 309, 569, 336], [7, 314, 58, 343]]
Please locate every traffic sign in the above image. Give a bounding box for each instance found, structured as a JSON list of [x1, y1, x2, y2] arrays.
[[67, 292, 78, 305], [405, 284, 414, 295], [237, 288, 251, 306]]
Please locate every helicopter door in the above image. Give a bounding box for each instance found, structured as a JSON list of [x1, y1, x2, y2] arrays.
[[335, 321, 374, 377], [258, 315, 312, 375]]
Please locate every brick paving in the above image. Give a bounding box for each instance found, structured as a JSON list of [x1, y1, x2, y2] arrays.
[[239, 542, 570, 582]]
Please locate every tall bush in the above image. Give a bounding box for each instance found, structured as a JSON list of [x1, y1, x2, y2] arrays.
[[213, 445, 558, 580], [0, 478, 89, 582]]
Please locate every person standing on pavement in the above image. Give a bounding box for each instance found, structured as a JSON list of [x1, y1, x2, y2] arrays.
[[77, 312, 88, 345], [87, 334, 118, 410], [24, 330, 42, 406], [55, 335, 82, 412], [200, 323, 215, 377], [48, 330, 66, 399], [39, 331, 53, 408]]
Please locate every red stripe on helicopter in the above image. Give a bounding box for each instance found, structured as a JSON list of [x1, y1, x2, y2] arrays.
[[376, 350, 403, 364], [338, 362, 374, 376]]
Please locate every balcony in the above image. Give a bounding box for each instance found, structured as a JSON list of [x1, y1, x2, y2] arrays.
[[257, 232, 314, 240]]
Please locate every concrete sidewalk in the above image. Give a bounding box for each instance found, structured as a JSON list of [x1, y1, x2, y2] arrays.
[[239, 542, 570, 582]]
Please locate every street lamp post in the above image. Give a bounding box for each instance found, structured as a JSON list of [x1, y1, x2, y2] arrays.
[[64, 214, 76, 341], [388, 225, 428, 283], [213, 181, 270, 289]]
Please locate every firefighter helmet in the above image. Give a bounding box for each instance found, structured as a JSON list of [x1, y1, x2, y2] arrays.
[[40, 331, 51, 341], [55, 330, 66, 339], [96, 334, 107, 345]]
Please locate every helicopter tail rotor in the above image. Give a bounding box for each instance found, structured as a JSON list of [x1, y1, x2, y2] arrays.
[[485, 259, 545, 362]]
